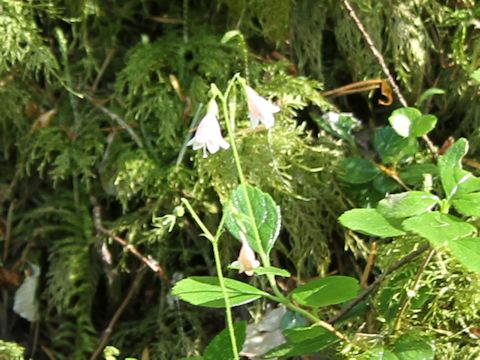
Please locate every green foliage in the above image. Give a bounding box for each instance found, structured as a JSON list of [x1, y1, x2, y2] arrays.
[[290, 276, 360, 308], [339, 209, 405, 238], [264, 325, 337, 358], [203, 321, 246, 360], [172, 276, 267, 308], [1, 1, 480, 359], [0, 339, 24, 360], [225, 184, 281, 256]]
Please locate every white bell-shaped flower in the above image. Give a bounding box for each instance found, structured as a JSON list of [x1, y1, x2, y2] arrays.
[[187, 100, 230, 157], [245, 85, 280, 129], [232, 232, 260, 276]]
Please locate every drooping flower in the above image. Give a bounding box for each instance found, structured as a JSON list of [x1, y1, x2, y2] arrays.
[[187, 100, 230, 157], [245, 85, 280, 129], [232, 232, 260, 276]]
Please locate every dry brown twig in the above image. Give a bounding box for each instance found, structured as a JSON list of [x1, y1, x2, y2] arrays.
[[89, 266, 147, 360], [91, 197, 169, 282], [341, 0, 437, 155]]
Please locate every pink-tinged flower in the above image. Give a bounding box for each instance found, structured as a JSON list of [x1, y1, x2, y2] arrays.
[[245, 85, 280, 129], [232, 232, 260, 276], [187, 100, 230, 157]]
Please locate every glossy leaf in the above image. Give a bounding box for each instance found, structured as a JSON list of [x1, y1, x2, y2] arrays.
[[291, 276, 360, 308], [338, 157, 379, 184], [263, 325, 337, 358], [362, 348, 400, 360], [377, 191, 439, 218], [339, 209, 406, 237], [447, 237, 480, 273], [225, 185, 281, 255], [373, 173, 401, 194], [373, 127, 417, 164], [402, 212, 476, 246], [452, 192, 480, 217], [438, 138, 468, 197], [204, 321, 246, 360], [172, 276, 267, 308], [400, 164, 438, 186], [314, 112, 361, 147], [411, 115, 437, 137], [389, 107, 421, 137], [393, 334, 434, 360]]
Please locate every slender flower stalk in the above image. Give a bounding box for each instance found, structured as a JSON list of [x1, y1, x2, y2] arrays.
[[180, 199, 239, 359]]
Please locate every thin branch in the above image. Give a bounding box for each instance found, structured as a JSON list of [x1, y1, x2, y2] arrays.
[[91, 48, 116, 93], [329, 242, 430, 324], [89, 267, 147, 360], [91, 198, 169, 282], [3, 200, 15, 261], [393, 248, 435, 332], [341, 0, 437, 155], [341, 0, 407, 106], [360, 241, 377, 288], [84, 94, 143, 148]]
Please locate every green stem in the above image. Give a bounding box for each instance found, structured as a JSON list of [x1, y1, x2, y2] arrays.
[[181, 198, 215, 242], [216, 79, 349, 344], [212, 241, 239, 359], [218, 81, 288, 300], [219, 86, 267, 265], [181, 199, 238, 358]]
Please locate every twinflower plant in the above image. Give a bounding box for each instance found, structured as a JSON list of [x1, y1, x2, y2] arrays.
[[173, 74, 357, 359]]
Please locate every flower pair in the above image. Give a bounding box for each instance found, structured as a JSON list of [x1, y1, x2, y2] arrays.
[[187, 86, 280, 157]]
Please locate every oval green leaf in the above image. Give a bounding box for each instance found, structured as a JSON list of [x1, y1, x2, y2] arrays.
[[339, 209, 406, 238], [373, 127, 418, 164], [172, 276, 267, 308], [204, 321, 246, 360], [377, 191, 440, 218], [452, 192, 480, 217], [263, 325, 337, 358], [338, 157, 380, 184], [402, 212, 476, 246], [447, 237, 480, 273], [290, 275, 360, 308], [411, 114, 437, 137], [438, 138, 468, 197], [225, 185, 281, 256], [393, 334, 434, 360], [389, 107, 422, 138]]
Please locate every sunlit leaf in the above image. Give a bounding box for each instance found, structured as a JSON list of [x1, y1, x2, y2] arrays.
[[377, 191, 440, 218], [339, 209, 406, 237], [172, 276, 267, 308], [290, 276, 360, 308], [402, 212, 476, 246], [447, 237, 480, 273], [225, 185, 281, 256]]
